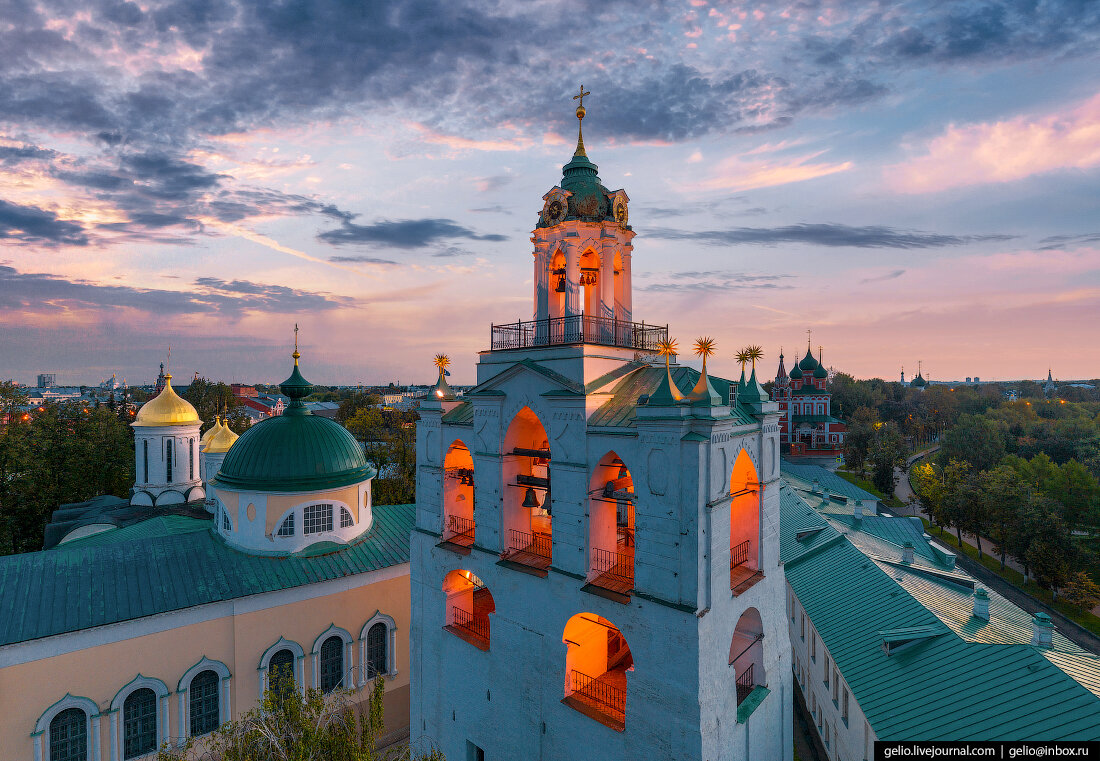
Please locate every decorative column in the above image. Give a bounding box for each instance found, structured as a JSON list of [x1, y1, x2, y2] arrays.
[[599, 239, 615, 343]]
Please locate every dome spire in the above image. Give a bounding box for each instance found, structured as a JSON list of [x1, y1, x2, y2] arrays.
[[572, 84, 590, 158], [280, 325, 313, 407]]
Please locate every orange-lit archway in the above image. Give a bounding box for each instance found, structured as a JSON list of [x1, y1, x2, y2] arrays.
[[578, 249, 600, 317], [730, 607, 764, 705], [729, 449, 762, 593], [442, 440, 475, 548], [501, 407, 552, 570], [586, 451, 635, 594], [549, 249, 566, 320], [443, 569, 494, 651], [562, 613, 632, 731]]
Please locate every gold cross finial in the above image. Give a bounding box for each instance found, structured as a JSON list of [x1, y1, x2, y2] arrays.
[[292, 323, 301, 364], [806, 328, 812, 350], [572, 85, 590, 157], [166, 344, 171, 378]]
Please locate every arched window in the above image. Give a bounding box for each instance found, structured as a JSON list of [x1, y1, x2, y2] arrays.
[[731, 608, 765, 707], [319, 636, 344, 692], [366, 622, 387, 678], [562, 613, 632, 731], [49, 707, 87, 761], [142, 440, 148, 483], [189, 670, 220, 737], [165, 440, 173, 483], [340, 507, 354, 528], [222, 509, 231, 532], [268, 649, 296, 699], [123, 688, 157, 759], [276, 513, 295, 536], [730, 449, 763, 594], [443, 569, 494, 650], [586, 451, 635, 596], [189, 439, 194, 479], [501, 408, 552, 571], [442, 440, 475, 549]]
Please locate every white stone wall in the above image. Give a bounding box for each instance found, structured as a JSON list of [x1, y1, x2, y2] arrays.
[[411, 360, 791, 760], [131, 423, 203, 506]]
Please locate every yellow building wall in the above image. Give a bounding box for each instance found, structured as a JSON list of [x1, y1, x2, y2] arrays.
[[4, 569, 409, 760]]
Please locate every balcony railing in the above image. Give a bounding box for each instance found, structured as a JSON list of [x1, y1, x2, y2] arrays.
[[569, 669, 626, 723], [450, 606, 489, 643], [509, 528, 552, 560], [736, 663, 755, 706], [591, 547, 634, 589], [731, 539, 752, 569], [490, 315, 668, 352], [444, 515, 475, 546]]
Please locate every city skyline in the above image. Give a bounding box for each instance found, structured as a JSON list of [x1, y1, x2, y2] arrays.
[[2, 1, 1099, 385]]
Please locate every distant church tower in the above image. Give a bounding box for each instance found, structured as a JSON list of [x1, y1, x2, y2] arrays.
[[131, 367, 204, 506], [410, 90, 791, 761]]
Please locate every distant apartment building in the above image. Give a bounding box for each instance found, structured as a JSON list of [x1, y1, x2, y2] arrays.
[[36, 373, 56, 388], [231, 383, 258, 398]]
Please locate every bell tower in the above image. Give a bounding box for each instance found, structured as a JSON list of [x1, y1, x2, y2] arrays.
[[532, 85, 633, 329]]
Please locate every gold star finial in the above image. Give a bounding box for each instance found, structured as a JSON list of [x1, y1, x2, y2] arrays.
[[572, 84, 591, 157], [434, 354, 451, 376], [693, 337, 715, 371]]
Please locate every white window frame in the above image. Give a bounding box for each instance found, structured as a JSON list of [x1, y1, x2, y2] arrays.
[[108, 675, 169, 761], [33, 694, 100, 761], [359, 612, 398, 686], [258, 638, 306, 698], [176, 658, 232, 742], [310, 624, 355, 691]]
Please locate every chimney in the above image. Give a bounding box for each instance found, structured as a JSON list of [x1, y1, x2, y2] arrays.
[[811, 478, 821, 494], [972, 588, 989, 620], [1031, 612, 1054, 647], [901, 541, 914, 564], [853, 500, 863, 520]]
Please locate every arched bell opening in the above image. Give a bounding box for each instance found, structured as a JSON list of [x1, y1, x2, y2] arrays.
[[442, 440, 475, 548], [730, 607, 765, 706], [729, 449, 763, 594], [586, 451, 635, 594], [500, 407, 552, 570], [562, 613, 632, 731], [549, 249, 567, 321], [443, 569, 494, 651]]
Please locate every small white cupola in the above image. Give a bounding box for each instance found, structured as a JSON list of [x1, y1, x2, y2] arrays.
[[972, 587, 989, 620], [901, 540, 915, 564], [1030, 612, 1054, 647], [853, 499, 864, 520]]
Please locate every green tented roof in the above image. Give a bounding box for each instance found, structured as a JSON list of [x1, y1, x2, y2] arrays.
[[441, 401, 474, 425], [780, 485, 1100, 739], [588, 365, 757, 428], [0, 504, 413, 647]]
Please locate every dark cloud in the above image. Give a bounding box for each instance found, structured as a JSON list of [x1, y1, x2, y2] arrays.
[[318, 218, 507, 248], [0, 143, 57, 165], [0, 200, 88, 246], [637, 271, 794, 292], [467, 205, 511, 215], [328, 255, 398, 265], [1037, 233, 1100, 250], [0, 265, 349, 317], [645, 223, 1015, 249], [860, 269, 907, 283]]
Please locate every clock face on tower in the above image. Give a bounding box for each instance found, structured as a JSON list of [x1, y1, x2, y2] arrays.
[[544, 197, 566, 226], [614, 199, 628, 228]]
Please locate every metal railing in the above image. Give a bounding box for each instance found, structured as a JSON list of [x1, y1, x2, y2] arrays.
[[450, 606, 489, 642], [569, 669, 626, 718], [731, 539, 752, 569], [445, 515, 475, 540], [509, 528, 552, 560], [591, 546, 634, 584], [736, 663, 755, 706], [491, 315, 668, 352]]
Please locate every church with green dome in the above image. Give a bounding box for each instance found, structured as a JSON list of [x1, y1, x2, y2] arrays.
[[772, 340, 848, 455]]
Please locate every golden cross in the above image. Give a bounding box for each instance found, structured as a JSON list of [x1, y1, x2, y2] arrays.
[[573, 85, 590, 108], [294, 323, 299, 352], [806, 328, 812, 350], [166, 344, 171, 374]]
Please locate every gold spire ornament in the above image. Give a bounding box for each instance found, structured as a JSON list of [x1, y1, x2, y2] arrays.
[[735, 348, 751, 373], [657, 338, 678, 369], [434, 353, 451, 378], [293, 323, 300, 364], [572, 84, 590, 157], [745, 344, 764, 371]]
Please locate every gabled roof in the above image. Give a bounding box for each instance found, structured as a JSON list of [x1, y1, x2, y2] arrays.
[[588, 365, 757, 428], [0, 504, 414, 647], [441, 401, 474, 425], [781, 462, 879, 503], [781, 483, 1100, 740], [467, 358, 583, 397]]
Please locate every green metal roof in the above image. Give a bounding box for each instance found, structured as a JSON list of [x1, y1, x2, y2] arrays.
[[781, 484, 1100, 740], [215, 407, 375, 492], [781, 462, 879, 503], [441, 401, 474, 425], [0, 504, 413, 647], [588, 365, 756, 428]]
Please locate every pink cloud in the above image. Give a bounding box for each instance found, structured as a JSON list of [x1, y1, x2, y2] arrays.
[[887, 91, 1100, 193], [683, 150, 852, 193]]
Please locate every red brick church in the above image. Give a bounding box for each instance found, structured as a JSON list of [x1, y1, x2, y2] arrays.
[[773, 343, 847, 455]]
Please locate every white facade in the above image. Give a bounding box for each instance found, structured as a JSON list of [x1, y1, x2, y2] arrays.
[[131, 423, 204, 507]]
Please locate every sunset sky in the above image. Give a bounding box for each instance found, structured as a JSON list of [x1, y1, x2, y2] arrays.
[[2, 0, 1099, 387]]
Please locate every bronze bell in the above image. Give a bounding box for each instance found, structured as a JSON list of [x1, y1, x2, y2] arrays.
[[555, 275, 566, 293], [522, 487, 541, 508]]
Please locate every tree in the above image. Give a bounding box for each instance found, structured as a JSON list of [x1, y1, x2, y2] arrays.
[[1026, 505, 1076, 600], [842, 407, 877, 475], [338, 392, 382, 424], [939, 459, 979, 552], [910, 462, 944, 524], [157, 674, 444, 761], [0, 382, 31, 553], [868, 421, 905, 496], [940, 414, 1006, 472], [183, 377, 242, 433], [1061, 571, 1100, 610], [980, 465, 1025, 570], [1051, 459, 1100, 533]]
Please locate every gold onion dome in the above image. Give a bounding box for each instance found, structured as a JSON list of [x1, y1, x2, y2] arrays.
[[205, 420, 239, 454], [200, 416, 222, 448], [132, 373, 200, 427]]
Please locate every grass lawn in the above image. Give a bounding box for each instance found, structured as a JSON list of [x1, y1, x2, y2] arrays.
[[918, 517, 1100, 638], [834, 470, 906, 509]]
